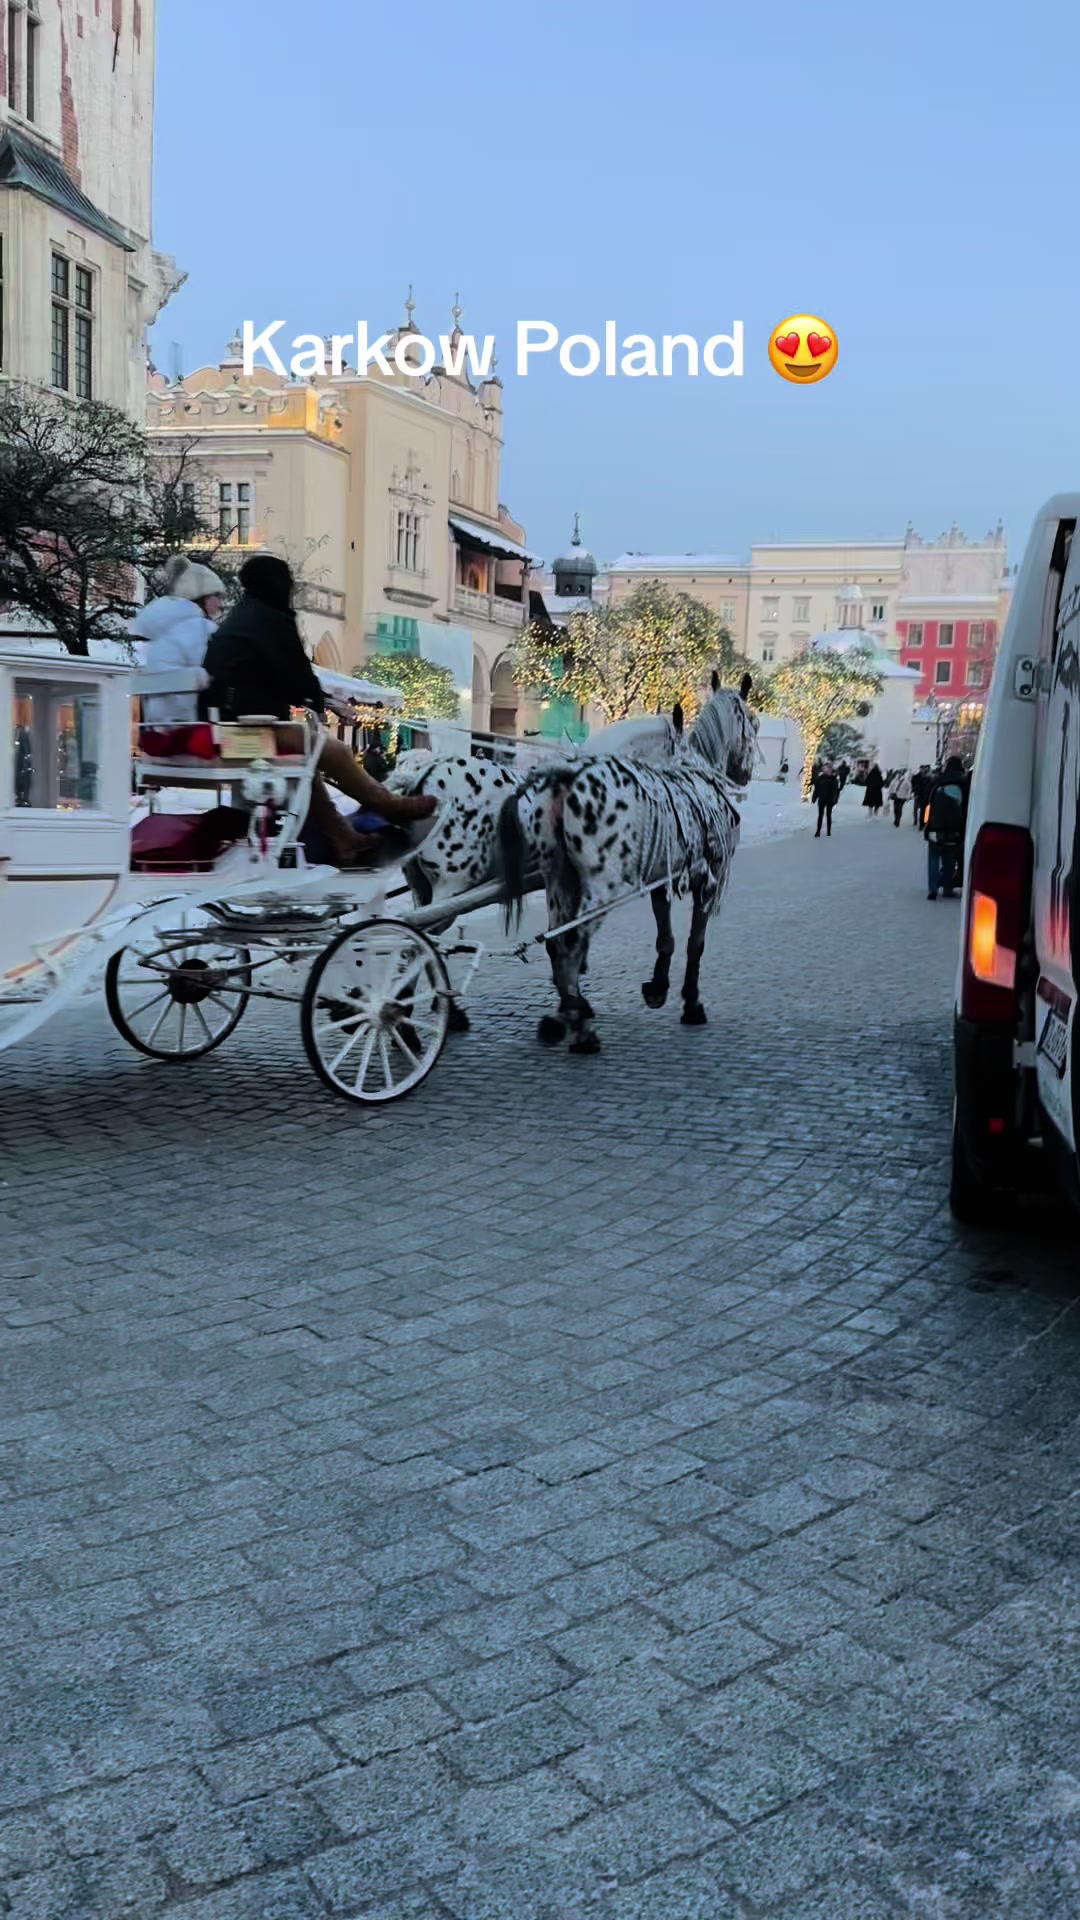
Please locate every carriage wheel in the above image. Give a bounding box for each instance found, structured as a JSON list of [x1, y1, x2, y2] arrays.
[[105, 926, 252, 1061], [301, 917, 450, 1104]]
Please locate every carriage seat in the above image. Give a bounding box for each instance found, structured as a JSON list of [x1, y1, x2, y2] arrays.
[[130, 807, 251, 873]]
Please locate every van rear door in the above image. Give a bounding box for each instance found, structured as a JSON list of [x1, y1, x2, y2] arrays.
[[1033, 521, 1080, 1152]]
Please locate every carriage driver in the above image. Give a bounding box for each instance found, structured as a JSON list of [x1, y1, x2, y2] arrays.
[[202, 556, 436, 866]]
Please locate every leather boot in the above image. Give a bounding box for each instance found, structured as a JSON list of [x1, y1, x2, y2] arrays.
[[369, 785, 438, 825]]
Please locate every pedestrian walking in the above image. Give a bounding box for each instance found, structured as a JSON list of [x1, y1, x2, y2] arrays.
[[911, 764, 932, 830], [923, 754, 969, 899], [863, 762, 885, 817], [889, 769, 912, 827], [837, 760, 850, 791], [814, 760, 839, 838]]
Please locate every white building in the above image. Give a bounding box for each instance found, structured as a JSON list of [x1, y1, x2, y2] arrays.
[[0, 0, 182, 419]]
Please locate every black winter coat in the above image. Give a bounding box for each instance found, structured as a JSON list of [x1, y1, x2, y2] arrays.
[[202, 594, 325, 722]]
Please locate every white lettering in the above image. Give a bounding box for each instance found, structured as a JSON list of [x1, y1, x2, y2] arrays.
[[394, 333, 436, 377], [703, 324, 744, 377], [560, 333, 601, 377], [662, 334, 698, 376], [622, 335, 658, 377], [291, 335, 327, 378], [517, 320, 558, 374], [439, 332, 496, 379], [243, 320, 287, 378], [329, 334, 354, 376], [355, 323, 394, 377], [605, 321, 617, 376]]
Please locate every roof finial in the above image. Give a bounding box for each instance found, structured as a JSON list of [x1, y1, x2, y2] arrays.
[[403, 284, 416, 329], [572, 511, 581, 548], [451, 292, 462, 331]]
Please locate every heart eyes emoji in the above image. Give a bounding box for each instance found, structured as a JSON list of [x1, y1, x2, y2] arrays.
[[768, 314, 838, 383]]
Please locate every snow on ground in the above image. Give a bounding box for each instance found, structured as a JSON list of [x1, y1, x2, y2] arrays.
[[737, 778, 810, 846]]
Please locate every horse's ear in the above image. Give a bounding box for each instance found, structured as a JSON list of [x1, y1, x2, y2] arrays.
[[740, 672, 753, 700], [711, 670, 720, 693], [672, 703, 684, 734]]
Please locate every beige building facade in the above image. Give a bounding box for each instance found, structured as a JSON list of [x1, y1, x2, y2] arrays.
[[600, 530, 1012, 680], [0, 0, 182, 419], [148, 309, 540, 735]]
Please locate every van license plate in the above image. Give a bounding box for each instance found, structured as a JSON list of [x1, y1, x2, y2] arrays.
[[1038, 1007, 1069, 1077]]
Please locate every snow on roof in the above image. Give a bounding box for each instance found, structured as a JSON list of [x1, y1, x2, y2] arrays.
[[607, 554, 743, 572]]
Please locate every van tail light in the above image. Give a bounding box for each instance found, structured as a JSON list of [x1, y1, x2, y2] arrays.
[[961, 823, 1033, 1023]]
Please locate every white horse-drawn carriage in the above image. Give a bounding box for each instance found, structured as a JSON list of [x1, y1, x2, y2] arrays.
[[1, 636, 760, 1096], [0, 637, 510, 1103]]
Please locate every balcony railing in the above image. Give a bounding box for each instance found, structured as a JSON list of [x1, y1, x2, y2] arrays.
[[453, 585, 527, 630]]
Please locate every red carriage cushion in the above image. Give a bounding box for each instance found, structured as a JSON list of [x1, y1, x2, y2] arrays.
[[130, 808, 249, 873], [139, 723, 218, 761]]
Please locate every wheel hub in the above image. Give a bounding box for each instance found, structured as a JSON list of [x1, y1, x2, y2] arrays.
[[168, 958, 219, 1006]]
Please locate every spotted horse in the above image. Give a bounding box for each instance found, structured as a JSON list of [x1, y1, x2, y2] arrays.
[[496, 673, 759, 1052], [384, 714, 688, 1029]]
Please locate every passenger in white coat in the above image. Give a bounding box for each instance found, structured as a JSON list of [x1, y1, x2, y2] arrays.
[[130, 556, 226, 726]]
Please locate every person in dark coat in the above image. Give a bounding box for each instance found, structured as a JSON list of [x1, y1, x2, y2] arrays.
[[911, 763, 932, 830], [814, 761, 839, 838], [203, 555, 435, 863], [862, 762, 885, 816], [923, 754, 970, 899]]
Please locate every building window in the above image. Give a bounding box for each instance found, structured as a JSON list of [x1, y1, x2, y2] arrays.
[[25, 5, 37, 120], [719, 599, 737, 623], [762, 596, 779, 623], [51, 254, 70, 389], [939, 622, 954, 646], [73, 266, 93, 399], [236, 481, 252, 544], [760, 638, 775, 665], [935, 661, 951, 685], [907, 622, 923, 647], [969, 621, 986, 648], [793, 596, 810, 623], [396, 507, 421, 572], [967, 661, 985, 688], [13, 679, 100, 811], [6, 7, 17, 111], [218, 483, 233, 542], [871, 600, 885, 622]]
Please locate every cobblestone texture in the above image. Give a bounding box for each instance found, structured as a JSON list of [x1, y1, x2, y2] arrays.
[[1, 795, 1079, 1917]]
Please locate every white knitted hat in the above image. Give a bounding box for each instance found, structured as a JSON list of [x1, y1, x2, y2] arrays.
[[162, 554, 225, 602]]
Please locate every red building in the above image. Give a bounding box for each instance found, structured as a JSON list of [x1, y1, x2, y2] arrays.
[[895, 614, 998, 703]]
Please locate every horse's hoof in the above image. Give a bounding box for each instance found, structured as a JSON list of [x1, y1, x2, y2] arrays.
[[569, 1031, 601, 1055], [578, 996, 595, 1021], [680, 1003, 708, 1026], [641, 982, 668, 1009], [538, 1015, 566, 1047], [447, 1003, 471, 1034]]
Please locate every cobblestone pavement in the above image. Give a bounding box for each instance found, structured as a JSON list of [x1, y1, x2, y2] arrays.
[[1, 792, 1079, 1919]]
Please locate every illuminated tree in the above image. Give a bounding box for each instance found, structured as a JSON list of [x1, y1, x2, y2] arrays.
[[365, 654, 460, 721], [761, 646, 883, 798], [513, 581, 747, 726]]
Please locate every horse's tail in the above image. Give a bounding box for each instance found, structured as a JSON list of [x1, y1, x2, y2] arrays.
[[498, 787, 532, 930], [498, 767, 568, 930]]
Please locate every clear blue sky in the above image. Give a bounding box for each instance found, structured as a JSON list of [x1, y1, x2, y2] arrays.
[[152, 0, 1077, 571]]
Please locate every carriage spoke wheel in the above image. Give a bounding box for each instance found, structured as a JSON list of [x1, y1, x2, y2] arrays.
[[105, 926, 252, 1061], [301, 917, 450, 1104]]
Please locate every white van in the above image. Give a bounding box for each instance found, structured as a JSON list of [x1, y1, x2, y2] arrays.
[[951, 494, 1080, 1220]]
